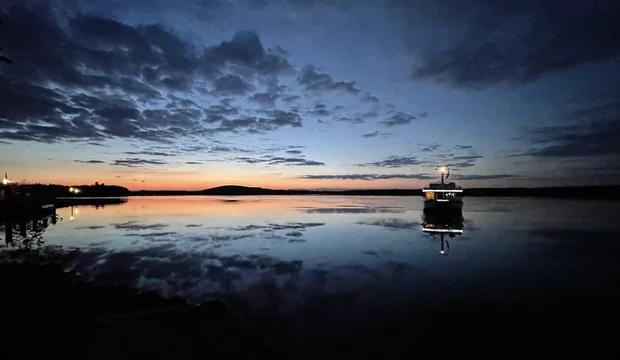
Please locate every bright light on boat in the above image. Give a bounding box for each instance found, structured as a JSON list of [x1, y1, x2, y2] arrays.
[[422, 189, 463, 192], [423, 228, 463, 233], [2, 178, 8, 185]]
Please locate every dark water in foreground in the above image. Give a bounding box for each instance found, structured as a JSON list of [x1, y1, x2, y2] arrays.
[[2, 196, 620, 355]]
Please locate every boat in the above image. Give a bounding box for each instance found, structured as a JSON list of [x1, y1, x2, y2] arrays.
[[421, 213, 464, 255], [422, 166, 463, 214]]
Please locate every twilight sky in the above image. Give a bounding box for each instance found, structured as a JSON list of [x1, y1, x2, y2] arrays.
[[1, 0, 619, 190]]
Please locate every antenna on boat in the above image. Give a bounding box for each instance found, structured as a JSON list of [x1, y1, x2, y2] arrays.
[[435, 166, 449, 184]]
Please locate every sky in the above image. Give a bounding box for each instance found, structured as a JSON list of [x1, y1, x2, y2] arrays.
[[1, 0, 619, 190]]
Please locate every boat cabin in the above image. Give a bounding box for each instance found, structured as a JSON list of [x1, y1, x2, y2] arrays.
[[423, 182, 463, 201]]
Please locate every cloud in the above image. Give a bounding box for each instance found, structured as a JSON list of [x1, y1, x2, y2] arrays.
[[420, 144, 441, 152], [306, 102, 331, 117], [509, 100, 620, 162], [231, 222, 325, 232], [362, 92, 380, 103], [451, 174, 515, 180], [297, 174, 434, 181], [285, 150, 303, 155], [185, 161, 203, 165], [231, 156, 325, 166], [212, 74, 254, 95], [207, 109, 303, 135], [111, 221, 169, 231], [454, 145, 472, 150], [0, 4, 300, 145], [205, 30, 293, 75], [73, 160, 106, 164], [361, 131, 383, 138], [248, 92, 278, 107], [123, 151, 176, 157], [411, 1, 620, 89], [380, 112, 417, 127], [356, 219, 420, 230], [110, 158, 168, 167], [301, 207, 404, 214], [360, 156, 423, 168], [297, 65, 360, 95]]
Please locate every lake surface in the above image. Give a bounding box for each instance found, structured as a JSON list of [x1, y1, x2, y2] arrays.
[[3, 195, 620, 355]]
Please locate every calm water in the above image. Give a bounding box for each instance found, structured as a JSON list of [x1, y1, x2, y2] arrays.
[[3, 196, 620, 352]]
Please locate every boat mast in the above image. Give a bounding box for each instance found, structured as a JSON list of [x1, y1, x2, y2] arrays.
[[436, 167, 447, 184]]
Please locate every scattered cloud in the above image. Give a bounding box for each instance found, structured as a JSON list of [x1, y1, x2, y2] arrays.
[[110, 158, 168, 167], [248, 92, 278, 107], [451, 174, 515, 180], [73, 160, 106, 164], [361, 131, 393, 138], [123, 151, 176, 157], [360, 156, 423, 168], [111, 221, 169, 231], [362, 92, 380, 103], [380, 112, 417, 127], [356, 219, 420, 231], [231, 156, 325, 166], [420, 144, 441, 152], [231, 222, 325, 232], [297, 65, 360, 95], [301, 206, 404, 214], [297, 174, 434, 181]]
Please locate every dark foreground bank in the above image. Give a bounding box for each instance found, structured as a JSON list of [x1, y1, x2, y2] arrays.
[[1, 257, 296, 360], [2, 244, 618, 359]]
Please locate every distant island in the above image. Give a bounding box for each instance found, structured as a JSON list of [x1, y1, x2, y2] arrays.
[[5, 184, 620, 200]]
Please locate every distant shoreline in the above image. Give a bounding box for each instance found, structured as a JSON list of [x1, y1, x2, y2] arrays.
[[127, 185, 620, 200], [5, 184, 619, 202]]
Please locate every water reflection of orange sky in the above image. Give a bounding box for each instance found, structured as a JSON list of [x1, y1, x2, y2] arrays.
[[56, 196, 362, 220]]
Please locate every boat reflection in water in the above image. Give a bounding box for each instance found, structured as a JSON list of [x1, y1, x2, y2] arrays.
[[421, 213, 464, 255]]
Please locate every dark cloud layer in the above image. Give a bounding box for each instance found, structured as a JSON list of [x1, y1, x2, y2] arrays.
[[0, 3, 299, 144], [509, 99, 620, 168], [411, 1, 620, 89]]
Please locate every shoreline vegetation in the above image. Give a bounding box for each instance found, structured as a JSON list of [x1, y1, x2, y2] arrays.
[[5, 183, 620, 200]]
